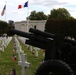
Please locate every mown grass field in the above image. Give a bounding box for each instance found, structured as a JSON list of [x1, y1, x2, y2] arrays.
[[0, 37, 44, 75]]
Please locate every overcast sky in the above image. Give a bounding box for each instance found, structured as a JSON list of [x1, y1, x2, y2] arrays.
[[0, 0, 76, 22]]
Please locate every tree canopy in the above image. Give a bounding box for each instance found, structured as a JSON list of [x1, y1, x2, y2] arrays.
[[0, 20, 15, 35], [0, 20, 8, 35], [48, 8, 74, 20], [27, 11, 48, 20], [45, 8, 76, 38]]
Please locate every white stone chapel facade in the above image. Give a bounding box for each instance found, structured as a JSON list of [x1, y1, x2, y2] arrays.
[[15, 20, 47, 32]]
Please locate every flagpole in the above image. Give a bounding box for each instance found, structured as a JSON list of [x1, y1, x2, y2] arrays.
[[26, 0, 29, 32], [5, 1, 7, 21], [26, 0, 32, 59]]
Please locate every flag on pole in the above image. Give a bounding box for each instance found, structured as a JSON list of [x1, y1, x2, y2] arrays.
[[24, 1, 28, 7], [1, 5, 6, 16], [18, 1, 28, 9], [18, 5, 22, 9]]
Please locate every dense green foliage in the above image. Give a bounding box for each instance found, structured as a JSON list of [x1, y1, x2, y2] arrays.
[[45, 8, 76, 38], [27, 11, 48, 20], [48, 8, 74, 20], [45, 19, 76, 38], [0, 20, 15, 35], [0, 21, 8, 35]]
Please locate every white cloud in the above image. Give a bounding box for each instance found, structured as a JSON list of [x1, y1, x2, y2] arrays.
[[0, 0, 76, 22], [12, 10, 25, 15]]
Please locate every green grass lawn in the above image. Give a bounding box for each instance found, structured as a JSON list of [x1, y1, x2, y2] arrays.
[[0, 37, 44, 75]]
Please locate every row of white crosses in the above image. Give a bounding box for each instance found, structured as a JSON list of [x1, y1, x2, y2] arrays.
[[17, 36, 46, 69], [2, 36, 12, 48], [14, 35, 30, 75], [18, 36, 40, 57], [0, 36, 12, 52], [4, 37, 12, 47], [0, 37, 4, 52], [17, 36, 26, 46], [17, 36, 32, 50]]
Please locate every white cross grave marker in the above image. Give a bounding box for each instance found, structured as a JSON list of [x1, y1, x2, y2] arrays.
[[18, 54, 30, 75], [34, 47, 39, 57], [16, 46, 24, 61], [30, 46, 32, 52]]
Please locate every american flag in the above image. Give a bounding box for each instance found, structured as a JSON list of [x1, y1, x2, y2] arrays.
[[1, 5, 6, 16]]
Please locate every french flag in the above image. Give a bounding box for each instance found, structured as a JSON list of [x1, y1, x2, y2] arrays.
[[18, 1, 28, 9]]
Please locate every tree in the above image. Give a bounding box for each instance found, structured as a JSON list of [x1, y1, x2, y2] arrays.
[[36, 12, 47, 20], [45, 19, 76, 36], [0, 20, 8, 35], [45, 8, 76, 38], [48, 8, 73, 19], [27, 11, 48, 20], [27, 11, 37, 20], [0, 20, 15, 35]]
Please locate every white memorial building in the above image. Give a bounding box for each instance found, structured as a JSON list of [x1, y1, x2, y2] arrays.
[[15, 20, 47, 32]]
